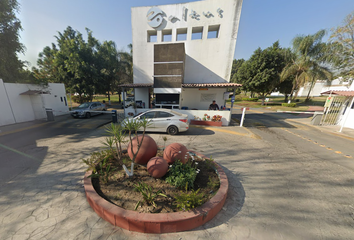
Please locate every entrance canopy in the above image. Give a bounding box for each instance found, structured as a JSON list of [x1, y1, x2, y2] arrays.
[[20, 90, 50, 95], [182, 83, 242, 88], [321, 90, 354, 97]]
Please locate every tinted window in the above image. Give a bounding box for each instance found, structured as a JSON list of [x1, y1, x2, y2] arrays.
[[141, 112, 156, 119], [157, 112, 173, 118]]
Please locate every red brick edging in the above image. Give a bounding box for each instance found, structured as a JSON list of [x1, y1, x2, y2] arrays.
[[190, 120, 222, 127], [83, 151, 228, 233]]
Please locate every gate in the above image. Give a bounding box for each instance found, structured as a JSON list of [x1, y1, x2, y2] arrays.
[[320, 96, 348, 126]]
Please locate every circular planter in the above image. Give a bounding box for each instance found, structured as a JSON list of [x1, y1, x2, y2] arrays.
[[84, 151, 228, 233]]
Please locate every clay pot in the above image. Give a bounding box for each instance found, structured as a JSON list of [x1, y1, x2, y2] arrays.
[[127, 135, 157, 165], [147, 157, 168, 178], [163, 143, 188, 164]]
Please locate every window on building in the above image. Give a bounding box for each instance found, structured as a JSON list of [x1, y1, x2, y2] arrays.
[[176, 28, 187, 41], [200, 93, 216, 102], [60, 97, 63, 102], [207, 25, 220, 39], [162, 29, 172, 42], [191, 26, 203, 40], [147, 30, 157, 42]]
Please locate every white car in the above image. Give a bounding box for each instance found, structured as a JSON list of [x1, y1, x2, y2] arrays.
[[122, 109, 189, 135]]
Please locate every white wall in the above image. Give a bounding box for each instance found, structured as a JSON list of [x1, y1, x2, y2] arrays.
[[0, 81, 68, 126], [181, 87, 226, 110], [132, 0, 243, 85], [134, 88, 150, 109], [0, 79, 16, 126], [42, 83, 69, 116]]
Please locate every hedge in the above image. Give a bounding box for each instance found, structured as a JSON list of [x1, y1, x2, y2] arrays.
[[241, 98, 259, 102], [281, 103, 297, 107]]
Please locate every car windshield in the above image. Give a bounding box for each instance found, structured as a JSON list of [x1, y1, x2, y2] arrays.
[[77, 103, 90, 109], [133, 112, 144, 118]]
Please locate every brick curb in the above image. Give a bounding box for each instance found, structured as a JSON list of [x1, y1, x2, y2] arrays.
[[83, 151, 228, 233]]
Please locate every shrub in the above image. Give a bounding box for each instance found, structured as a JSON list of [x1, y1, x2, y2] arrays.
[[134, 182, 167, 209], [242, 97, 258, 102], [281, 103, 297, 107], [174, 184, 205, 211], [72, 95, 91, 103], [166, 160, 197, 190]]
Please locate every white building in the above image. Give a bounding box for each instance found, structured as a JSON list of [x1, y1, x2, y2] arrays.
[[0, 79, 69, 126], [121, 0, 243, 125]]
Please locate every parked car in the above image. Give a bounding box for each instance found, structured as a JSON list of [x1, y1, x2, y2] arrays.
[[122, 109, 189, 135], [122, 97, 135, 108], [71, 102, 107, 118]]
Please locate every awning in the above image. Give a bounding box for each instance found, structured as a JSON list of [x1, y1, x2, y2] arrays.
[[118, 83, 153, 88], [118, 82, 242, 88], [321, 90, 354, 97], [20, 90, 50, 95], [182, 83, 242, 88]]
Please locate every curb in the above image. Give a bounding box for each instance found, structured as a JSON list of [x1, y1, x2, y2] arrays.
[[84, 151, 229, 233]]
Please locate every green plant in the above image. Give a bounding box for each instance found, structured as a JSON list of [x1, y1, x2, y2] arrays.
[[162, 136, 168, 149], [133, 182, 167, 210], [205, 155, 216, 170], [207, 176, 220, 189], [87, 159, 116, 184], [242, 97, 259, 102], [281, 103, 297, 107], [122, 117, 151, 177], [174, 184, 205, 211], [82, 150, 111, 173], [166, 160, 198, 190], [105, 123, 127, 160]]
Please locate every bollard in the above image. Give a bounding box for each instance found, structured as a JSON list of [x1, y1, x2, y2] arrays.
[[112, 110, 117, 123]]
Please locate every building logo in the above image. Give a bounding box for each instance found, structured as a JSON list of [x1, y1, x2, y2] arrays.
[[147, 7, 165, 28]]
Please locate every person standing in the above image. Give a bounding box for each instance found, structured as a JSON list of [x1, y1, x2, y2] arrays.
[[208, 100, 219, 110]]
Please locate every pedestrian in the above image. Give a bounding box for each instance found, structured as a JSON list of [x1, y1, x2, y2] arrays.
[[208, 100, 219, 110]]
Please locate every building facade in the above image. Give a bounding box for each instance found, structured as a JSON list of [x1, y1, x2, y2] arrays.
[[130, 0, 243, 111], [0, 79, 69, 126]]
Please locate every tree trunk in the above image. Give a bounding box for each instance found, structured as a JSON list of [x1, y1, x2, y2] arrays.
[[284, 94, 288, 103], [305, 80, 315, 101], [108, 91, 111, 105]]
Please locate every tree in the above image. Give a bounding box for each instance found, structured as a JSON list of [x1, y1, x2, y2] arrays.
[[0, 0, 25, 82], [329, 11, 354, 82], [230, 58, 245, 82], [234, 41, 286, 104], [281, 30, 332, 101]]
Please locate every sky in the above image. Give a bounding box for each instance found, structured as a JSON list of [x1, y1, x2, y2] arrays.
[[17, 0, 354, 68]]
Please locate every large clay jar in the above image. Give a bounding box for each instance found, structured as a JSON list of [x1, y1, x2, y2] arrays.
[[147, 157, 168, 178], [127, 135, 157, 165], [163, 143, 188, 164]]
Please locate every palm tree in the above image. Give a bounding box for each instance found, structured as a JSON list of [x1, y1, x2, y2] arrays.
[[281, 30, 332, 101]]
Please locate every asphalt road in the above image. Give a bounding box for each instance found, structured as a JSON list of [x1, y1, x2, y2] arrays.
[[0, 110, 354, 239]]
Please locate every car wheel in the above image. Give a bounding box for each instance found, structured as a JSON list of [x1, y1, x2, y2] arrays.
[[167, 125, 178, 135], [86, 112, 91, 118]]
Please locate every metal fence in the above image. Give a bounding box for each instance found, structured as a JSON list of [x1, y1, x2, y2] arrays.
[[320, 96, 347, 126]]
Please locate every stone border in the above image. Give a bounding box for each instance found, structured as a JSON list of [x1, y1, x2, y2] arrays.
[[83, 151, 228, 233]]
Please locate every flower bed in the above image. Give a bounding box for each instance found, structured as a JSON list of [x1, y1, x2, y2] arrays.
[[190, 120, 223, 126], [84, 151, 228, 233]]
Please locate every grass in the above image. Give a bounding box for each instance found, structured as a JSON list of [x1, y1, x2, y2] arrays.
[[226, 95, 327, 112]]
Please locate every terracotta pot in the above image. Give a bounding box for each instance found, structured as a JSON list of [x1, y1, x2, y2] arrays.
[[163, 143, 188, 164], [147, 157, 168, 178], [127, 135, 157, 165]]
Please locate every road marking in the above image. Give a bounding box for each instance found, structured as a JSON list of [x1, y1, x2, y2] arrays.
[[0, 143, 40, 161], [0, 122, 49, 137], [190, 125, 260, 139], [282, 128, 352, 160]]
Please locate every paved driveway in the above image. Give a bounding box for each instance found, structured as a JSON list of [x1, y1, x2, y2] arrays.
[[0, 113, 354, 239]]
